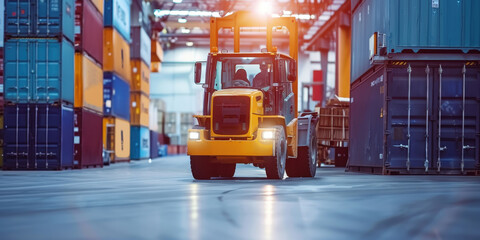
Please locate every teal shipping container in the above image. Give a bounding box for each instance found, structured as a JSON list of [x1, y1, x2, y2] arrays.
[[104, 0, 132, 43], [131, 126, 150, 160], [351, 0, 480, 81], [4, 38, 74, 104], [5, 0, 75, 43]]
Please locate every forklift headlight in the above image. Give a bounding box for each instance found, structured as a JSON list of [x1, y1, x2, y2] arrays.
[[189, 131, 200, 140], [261, 130, 275, 140]]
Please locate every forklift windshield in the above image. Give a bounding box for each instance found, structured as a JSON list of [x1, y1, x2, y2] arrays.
[[211, 56, 274, 91]]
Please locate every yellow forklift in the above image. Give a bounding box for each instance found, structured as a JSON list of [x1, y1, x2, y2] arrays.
[[187, 11, 318, 179]]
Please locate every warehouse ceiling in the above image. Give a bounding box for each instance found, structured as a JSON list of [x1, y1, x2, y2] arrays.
[[148, 0, 346, 50]]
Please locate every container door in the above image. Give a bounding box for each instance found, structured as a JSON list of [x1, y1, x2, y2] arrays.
[[432, 64, 480, 173], [386, 65, 433, 172]]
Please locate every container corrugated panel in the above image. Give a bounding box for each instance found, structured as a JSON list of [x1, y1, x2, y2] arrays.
[[130, 91, 150, 127], [149, 102, 158, 131], [131, 59, 150, 94], [348, 60, 480, 175], [75, 0, 103, 65], [131, 26, 151, 67], [90, 0, 104, 15], [150, 130, 159, 158], [103, 117, 130, 162], [351, 0, 480, 81], [74, 53, 103, 113], [131, 0, 151, 36], [74, 107, 103, 168], [103, 72, 130, 120], [130, 126, 150, 159], [3, 104, 74, 170], [5, 0, 75, 42], [4, 38, 74, 104], [103, 28, 132, 82], [104, 0, 131, 43]]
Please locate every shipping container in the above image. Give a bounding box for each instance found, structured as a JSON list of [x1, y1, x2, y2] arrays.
[[159, 144, 167, 156], [0, 112, 3, 168], [180, 133, 188, 146], [151, 39, 164, 63], [149, 102, 158, 131], [165, 112, 177, 123], [103, 27, 132, 82], [75, 0, 103, 65], [74, 108, 103, 168], [180, 112, 194, 124], [131, 26, 151, 67], [131, 0, 151, 35], [0, 0, 4, 48], [104, 0, 131, 43], [130, 91, 150, 127], [130, 126, 150, 160], [352, 0, 480, 81], [131, 59, 150, 94], [5, 0, 75, 42], [164, 121, 176, 135], [103, 117, 130, 162], [4, 38, 74, 104], [103, 72, 130, 120], [0, 48, 4, 108], [3, 104, 74, 170], [150, 130, 159, 158], [348, 59, 480, 175], [75, 53, 103, 113], [90, 0, 104, 15]]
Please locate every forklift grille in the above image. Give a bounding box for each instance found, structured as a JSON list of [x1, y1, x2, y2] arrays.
[[212, 96, 250, 135]]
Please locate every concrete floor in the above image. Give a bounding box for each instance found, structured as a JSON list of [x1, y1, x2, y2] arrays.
[[0, 155, 479, 240]]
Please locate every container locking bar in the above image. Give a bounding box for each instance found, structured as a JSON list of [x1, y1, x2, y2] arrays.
[[425, 65, 430, 172], [437, 65, 446, 172], [461, 64, 466, 173], [406, 65, 412, 172]]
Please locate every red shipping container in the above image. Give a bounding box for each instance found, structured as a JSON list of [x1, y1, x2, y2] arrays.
[[75, 0, 103, 65], [74, 108, 103, 168], [167, 145, 178, 155], [312, 70, 323, 102]]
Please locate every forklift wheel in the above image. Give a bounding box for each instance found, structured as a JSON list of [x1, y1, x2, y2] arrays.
[[265, 126, 287, 179], [190, 156, 214, 180]]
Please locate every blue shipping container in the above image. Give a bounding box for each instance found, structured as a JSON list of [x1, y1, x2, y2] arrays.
[[348, 59, 480, 175], [103, 72, 130, 121], [3, 104, 74, 170], [351, 0, 480, 81], [131, 126, 150, 160], [104, 0, 132, 43], [5, 0, 75, 43], [4, 38, 74, 104], [150, 130, 159, 159]]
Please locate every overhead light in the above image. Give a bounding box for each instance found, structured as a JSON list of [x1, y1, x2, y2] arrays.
[[178, 18, 187, 23], [186, 41, 194, 47], [180, 28, 191, 34], [172, 0, 182, 3], [283, 10, 292, 15], [256, 1, 274, 15]]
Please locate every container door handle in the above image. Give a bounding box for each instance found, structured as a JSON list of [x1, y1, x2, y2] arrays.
[[437, 65, 443, 172], [424, 65, 430, 172], [406, 65, 412, 172], [461, 65, 466, 173], [393, 144, 409, 149]]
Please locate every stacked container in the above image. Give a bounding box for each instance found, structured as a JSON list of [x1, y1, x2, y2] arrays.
[[149, 103, 159, 158], [165, 112, 178, 155], [179, 113, 194, 154], [348, 0, 480, 175], [3, 0, 75, 170], [73, 0, 104, 168], [129, 0, 151, 160], [103, 0, 132, 163]]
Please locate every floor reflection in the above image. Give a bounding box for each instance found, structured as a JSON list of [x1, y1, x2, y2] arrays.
[[190, 183, 199, 240], [264, 185, 275, 240]]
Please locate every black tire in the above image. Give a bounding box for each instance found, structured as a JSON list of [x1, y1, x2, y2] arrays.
[[286, 157, 300, 177], [217, 163, 236, 178], [265, 126, 287, 179], [190, 156, 213, 180], [288, 133, 317, 178]]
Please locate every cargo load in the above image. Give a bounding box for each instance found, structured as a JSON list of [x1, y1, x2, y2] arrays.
[[74, 53, 103, 113], [74, 108, 103, 168], [348, 60, 480, 175], [75, 0, 104, 65], [3, 104, 74, 170], [103, 27, 132, 82], [4, 38, 74, 104], [103, 72, 131, 120], [130, 59, 150, 94], [131, 0, 151, 35], [5, 0, 75, 42], [130, 126, 150, 160], [130, 91, 150, 127], [90, 0, 104, 15], [131, 26, 151, 67], [103, 117, 130, 162], [104, 0, 131, 43]]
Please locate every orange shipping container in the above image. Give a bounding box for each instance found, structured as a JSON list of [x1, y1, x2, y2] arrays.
[[131, 60, 150, 94], [74, 53, 103, 113], [130, 92, 150, 127], [90, 0, 104, 15], [103, 117, 131, 162], [103, 27, 131, 83]]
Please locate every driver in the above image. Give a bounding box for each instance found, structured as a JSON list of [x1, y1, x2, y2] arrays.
[[232, 69, 250, 87]]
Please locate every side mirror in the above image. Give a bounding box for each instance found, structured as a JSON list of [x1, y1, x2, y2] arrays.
[[194, 62, 202, 84], [287, 60, 297, 82]]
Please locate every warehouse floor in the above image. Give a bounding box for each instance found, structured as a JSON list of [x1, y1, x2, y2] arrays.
[[1, 156, 479, 240]]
